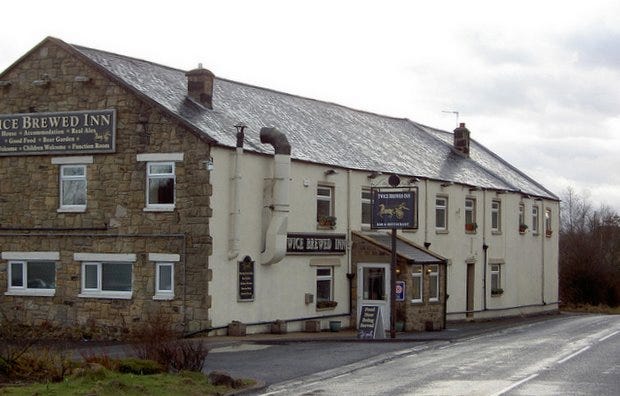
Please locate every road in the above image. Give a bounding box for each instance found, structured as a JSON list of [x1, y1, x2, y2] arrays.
[[259, 314, 620, 395]]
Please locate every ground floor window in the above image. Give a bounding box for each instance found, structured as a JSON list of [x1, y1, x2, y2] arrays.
[[8, 260, 56, 296], [76, 253, 136, 299], [316, 267, 334, 308], [411, 265, 423, 303], [428, 265, 439, 302], [490, 264, 503, 295], [155, 262, 174, 299]]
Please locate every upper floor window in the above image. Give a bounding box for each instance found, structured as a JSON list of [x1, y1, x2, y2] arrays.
[[545, 208, 553, 237], [52, 156, 93, 213], [147, 162, 175, 209], [137, 153, 183, 212], [532, 206, 540, 234], [491, 200, 502, 232], [465, 198, 476, 232], [361, 188, 372, 228], [518, 203, 527, 233], [317, 185, 335, 227], [435, 196, 448, 231]]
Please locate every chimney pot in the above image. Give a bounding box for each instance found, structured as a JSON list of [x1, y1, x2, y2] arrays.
[[186, 66, 215, 109], [453, 123, 471, 157]]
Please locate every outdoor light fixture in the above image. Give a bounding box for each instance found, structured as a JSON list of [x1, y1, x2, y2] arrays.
[[408, 177, 419, 184], [440, 182, 453, 187], [496, 190, 506, 195], [469, 186, 481, 192], [324, 169, 338, 176], [367, 171, 382, 179]]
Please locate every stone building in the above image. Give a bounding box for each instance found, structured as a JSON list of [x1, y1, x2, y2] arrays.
[[0, 37, 559, 339]]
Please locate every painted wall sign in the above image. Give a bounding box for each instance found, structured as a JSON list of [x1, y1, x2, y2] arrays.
[[357, 305, 385, 339], [395, 281, 405, 302], [371, 188, 418, 229], [0, 109, 116, 156], [286, 233, 347, 255], [238, 256, 255, 301]]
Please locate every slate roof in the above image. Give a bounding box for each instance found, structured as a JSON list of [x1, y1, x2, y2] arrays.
[[354, 232, 446, 264], [39, 37, 556, 200]]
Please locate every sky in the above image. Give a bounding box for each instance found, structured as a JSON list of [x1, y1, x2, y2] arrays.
[[1, 0, 619, 211]]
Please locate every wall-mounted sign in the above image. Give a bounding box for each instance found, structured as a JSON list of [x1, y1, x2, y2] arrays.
[[286, 233, 347, 255], [238, 256, 255, 301], [0, 109, 116, 156], [395, 281, 405, 302], [371, 188, 418, 229]]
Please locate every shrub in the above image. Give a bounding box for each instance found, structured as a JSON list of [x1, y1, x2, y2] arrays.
[[117, 357, 164, 375]]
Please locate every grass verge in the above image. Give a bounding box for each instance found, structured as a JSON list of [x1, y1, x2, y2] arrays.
[[561, 303, 620, 314]]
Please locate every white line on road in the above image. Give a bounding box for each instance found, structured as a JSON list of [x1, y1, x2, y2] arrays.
[[599, 330, 619, 342], [557, 346, 591, 364], [490, 373, 539, 396]]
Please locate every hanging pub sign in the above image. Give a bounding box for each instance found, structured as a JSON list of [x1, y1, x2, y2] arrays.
[[286, 233, 347, 255], [0, 109, 116, 156], [371, 187, 417, 229], [238, 256, 255, 301]]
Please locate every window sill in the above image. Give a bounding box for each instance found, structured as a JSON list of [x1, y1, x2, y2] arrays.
[[144, 206, 175, 212], [491, 231, 502, 236], [57, 207, 86, 213], [316, 307, 336, 312], [316, 225, 336, 231], [435, 229, 449, 235], [5, 289, 55, 297], [465, 230, 477, 235], [78, 291, 132, 300], [153, 293, 174, 301], [410, 299, 423, 304]]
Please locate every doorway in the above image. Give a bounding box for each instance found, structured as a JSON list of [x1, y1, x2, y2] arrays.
[[357, 263, 390, 331], [466, 263, 475, 318]]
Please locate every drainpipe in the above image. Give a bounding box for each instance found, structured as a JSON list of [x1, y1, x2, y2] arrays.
[[540, 200, 546, 305], [482, 189, 488, 311], [260, 127, 291, 265], [228, 125, 245, 260]]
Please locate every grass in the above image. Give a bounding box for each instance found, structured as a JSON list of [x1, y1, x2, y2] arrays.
[[561, 303, 620, 314], [0, 369, 254, 396]]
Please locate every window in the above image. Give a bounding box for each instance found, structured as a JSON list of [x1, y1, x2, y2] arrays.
[[411, 265, 423, 303], [428, 265, 439, 302], [7, 261, 56, 296], [518, 203, 527, 233], [361, 188, 372, 227], [317, 185, 335, 226], [491, 200, 501, 232], [545, 208, 553, 236], [532, 206, 540, 234], [76, 253, 136, 299], [316, 267, 333, 304], [152, 262, 174, 300], [60, 164, 87, 211], [435, 196, 448, 231], [465, 198, 476, 231], [490, 264, 502, 295], [147, 162, 175, 210]]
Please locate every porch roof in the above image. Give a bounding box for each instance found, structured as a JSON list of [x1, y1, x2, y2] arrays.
[[354, 231, 446, 265]]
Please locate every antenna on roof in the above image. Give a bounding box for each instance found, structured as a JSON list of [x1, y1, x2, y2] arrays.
[[442, 110, 459, 128]]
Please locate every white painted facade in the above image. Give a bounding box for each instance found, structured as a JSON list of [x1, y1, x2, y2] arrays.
[[208, 144, 559, 334]]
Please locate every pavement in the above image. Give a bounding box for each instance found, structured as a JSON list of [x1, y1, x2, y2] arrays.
[[63, 311, 562, 359]]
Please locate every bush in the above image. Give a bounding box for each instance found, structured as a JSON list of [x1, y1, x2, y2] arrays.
[[117, 357, 164, 375]]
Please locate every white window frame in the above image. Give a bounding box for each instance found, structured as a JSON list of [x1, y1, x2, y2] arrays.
[[490, 264, 502, 293], [52, 157, 93, 213], [545, 208, 553, 236], [428, 265, 439, 302], [491, 200, 502, 232], [317, 185, 335, 224], [145, 161, 176, 211], [316, 266, 334, 303], [149, 253, 179, 300], [76, 253, 136, 299], [465, 197, 476, 231], [532, 205, 540, 234], [361, 187, 372, 228], [3, 252, 59, 297], [411, 265, 423, 303], [435, 196, 448, 231], [137, 153, 183, 212]]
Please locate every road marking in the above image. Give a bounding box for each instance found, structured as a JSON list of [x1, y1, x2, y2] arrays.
[[557, 346, 590, 364], [599, 330, 619, 342], [490, 373, 539, 396]]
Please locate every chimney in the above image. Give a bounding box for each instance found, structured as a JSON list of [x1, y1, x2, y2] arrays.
[[185, 64, 214, 109], [453, 122, 470, 157]]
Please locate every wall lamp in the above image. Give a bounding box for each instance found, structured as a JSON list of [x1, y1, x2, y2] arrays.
[[496, 190, 506, 195], [408, 177, 419, 184], [324, 169, 338, 176], [367, 171, 382, 179], [440, 182, 453, 187], [469, 186, 481, 192]]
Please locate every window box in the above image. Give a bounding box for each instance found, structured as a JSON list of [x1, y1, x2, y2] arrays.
[[519, 223, 528, 234], [491, 288, 504, 296], [316, 300, 338, 310], [465, 222, 477, 232], [318, 216, 337, 229]]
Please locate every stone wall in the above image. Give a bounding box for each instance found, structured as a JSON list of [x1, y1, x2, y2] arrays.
[[351, 233, 445, 332], [0, 40, 212, 339]]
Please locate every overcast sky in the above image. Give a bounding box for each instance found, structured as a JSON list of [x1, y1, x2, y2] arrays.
[[1, 0, 619, 211]]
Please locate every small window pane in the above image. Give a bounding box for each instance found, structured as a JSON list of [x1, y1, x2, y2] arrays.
[[102, 263, 132, 291], [158, 265, 173, 291], [316, 279, 332, 301], [429, 265, 439, 301], [149, 163, 173, 174], [62, 179, 87, 205], [84, 264, 98, 289], [10, 262, 23, 287], [27, 262, 55, 289], [62, 166, 85, 177], [412, 265, 422, 301], [148, 178, 174, 204], [363, 267, 385, 301]]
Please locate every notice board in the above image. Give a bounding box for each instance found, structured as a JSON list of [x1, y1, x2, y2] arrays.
[[357, 305, 386, 339]]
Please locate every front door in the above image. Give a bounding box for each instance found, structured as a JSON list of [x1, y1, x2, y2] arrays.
[[357, 263, 390, 332], [466, 263, 475, 318]]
